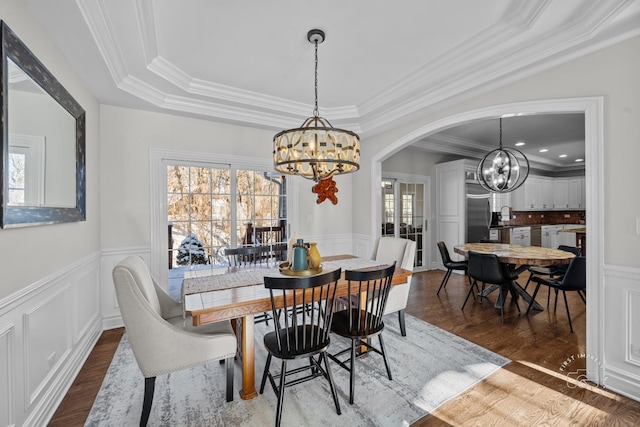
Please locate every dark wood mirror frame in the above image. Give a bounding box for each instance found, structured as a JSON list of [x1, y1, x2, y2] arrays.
[[1, 21, 86, 228]]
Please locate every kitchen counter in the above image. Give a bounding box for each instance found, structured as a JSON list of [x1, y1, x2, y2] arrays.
[[560, 227, 586, 233], [491, 223, 583, 230]]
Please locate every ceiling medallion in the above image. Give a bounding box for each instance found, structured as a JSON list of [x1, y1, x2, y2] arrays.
[[273, 29, 360, 189], [477, 117, 530, 193]]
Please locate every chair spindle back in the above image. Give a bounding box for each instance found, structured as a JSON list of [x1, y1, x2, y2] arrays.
[[264, 269, 341, 355]]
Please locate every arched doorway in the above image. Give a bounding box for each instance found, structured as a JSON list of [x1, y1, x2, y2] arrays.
[[370, 97, 604, 385]]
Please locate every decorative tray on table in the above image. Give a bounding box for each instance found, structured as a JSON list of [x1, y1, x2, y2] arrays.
[[278, 262, 323, 276]]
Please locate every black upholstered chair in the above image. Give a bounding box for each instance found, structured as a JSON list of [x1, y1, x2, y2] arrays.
[[436, 241, 470, 295], [465, 251, 520, 323], [328, 264, 396, 404], [259, 269, 342, 427], [526, 256, 586, 332], [523, 245, 581, 308]]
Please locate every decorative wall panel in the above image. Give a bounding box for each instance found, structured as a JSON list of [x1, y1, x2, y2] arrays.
[[0, 325, 15, 426], [0, 252, 101, 426]]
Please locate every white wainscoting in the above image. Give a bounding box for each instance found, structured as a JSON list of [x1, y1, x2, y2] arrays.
[[603, 264, 640, 401], [300, 233, 373, 260], [100, 247, 151, 330], [0, 251, 102, 427]]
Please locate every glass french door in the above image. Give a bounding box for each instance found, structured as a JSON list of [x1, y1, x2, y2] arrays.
[[381, 179, 425, 269], [166, 164, 288, 269]]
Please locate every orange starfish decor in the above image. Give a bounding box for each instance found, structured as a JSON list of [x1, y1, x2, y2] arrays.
[[312, 177, 339, 205]]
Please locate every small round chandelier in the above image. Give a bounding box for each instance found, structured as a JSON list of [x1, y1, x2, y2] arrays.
[[273, 29, 360, 182], [476, 117, 530, 193]]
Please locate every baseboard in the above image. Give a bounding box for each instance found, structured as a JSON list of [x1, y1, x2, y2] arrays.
[[103, 314, 124, 331], [603, 365, 640, 402]]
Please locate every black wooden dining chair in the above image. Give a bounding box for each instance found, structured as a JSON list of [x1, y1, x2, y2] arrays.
[[225, 245, 283, 325], [465, 251, 521, 323], [526, 256, 586, 332], [436, 241, 471, 296], [328, 263, 396, 404], [259, 269, 342, 427]]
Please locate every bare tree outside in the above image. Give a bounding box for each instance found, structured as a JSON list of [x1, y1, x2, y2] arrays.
[[167, 165, 287, 268]]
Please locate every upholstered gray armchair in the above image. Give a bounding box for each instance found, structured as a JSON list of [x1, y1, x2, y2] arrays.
[[112, 256, 237, 426], [371, 237, 416, 336]]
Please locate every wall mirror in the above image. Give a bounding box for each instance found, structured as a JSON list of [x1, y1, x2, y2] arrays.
[[1, 21, 85, 227]]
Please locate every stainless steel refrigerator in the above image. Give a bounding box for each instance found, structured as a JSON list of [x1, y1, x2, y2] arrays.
[[465, 182, 491, 243]]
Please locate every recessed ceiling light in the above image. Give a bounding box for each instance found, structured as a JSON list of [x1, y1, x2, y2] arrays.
[[559, 154, 567, 158], [539, 149, 549, 153], [575, 158, 584, 162], [515, 142, 525, 146]]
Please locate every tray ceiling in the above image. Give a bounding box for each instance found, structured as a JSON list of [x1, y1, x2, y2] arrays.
[[23, 0, 640, 159]]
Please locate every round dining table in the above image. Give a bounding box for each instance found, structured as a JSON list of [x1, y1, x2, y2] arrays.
[[453, 243, 576, 266], [453, 243, 577, 311]]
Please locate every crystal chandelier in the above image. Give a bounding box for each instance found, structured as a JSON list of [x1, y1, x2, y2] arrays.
[[476, 118, 529, 193], [273, 29, 360, 182]]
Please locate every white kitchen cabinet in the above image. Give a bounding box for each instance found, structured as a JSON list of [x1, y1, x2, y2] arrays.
[[553, 178, 569, 209], [510, 226, 531, 246], [512, 175, 584, 211], [568, 177, 585, 209], [541, 224, 582, 249], [490, 229, 499, 241], [541, 225, 568, 248], [558, 224, 578, 247], [512, 176, 550, 210], [511, 177, 537, 210], [541, 225, 554, 248], [539, 177, 553, 209]]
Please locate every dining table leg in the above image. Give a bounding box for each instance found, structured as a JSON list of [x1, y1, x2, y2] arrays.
[[485, 282, 542, 311], [481, 284, 500, 299], [511, 282, 543, 311], [239, 314, 258, 400]]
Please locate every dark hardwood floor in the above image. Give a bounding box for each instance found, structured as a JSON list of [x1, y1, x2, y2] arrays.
[[49, 269, 640, 426]]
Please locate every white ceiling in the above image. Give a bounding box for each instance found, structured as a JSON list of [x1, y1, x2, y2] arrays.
[[23, 0, 640, 166]]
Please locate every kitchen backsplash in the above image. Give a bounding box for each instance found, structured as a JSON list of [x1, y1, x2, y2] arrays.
[[504, 210, 585, 226]]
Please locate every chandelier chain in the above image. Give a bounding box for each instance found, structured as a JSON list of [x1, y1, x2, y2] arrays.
[[499, 118, 503, 150], [313, 39, 319, 117]]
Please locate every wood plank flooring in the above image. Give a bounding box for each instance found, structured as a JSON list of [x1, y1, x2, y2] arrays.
[[49, 269, 640, 426]]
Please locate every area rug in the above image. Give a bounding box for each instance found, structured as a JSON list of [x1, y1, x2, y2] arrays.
[[85, 314, 509, 426]]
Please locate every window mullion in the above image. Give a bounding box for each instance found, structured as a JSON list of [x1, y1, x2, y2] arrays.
[[230, 165, 238, 247]]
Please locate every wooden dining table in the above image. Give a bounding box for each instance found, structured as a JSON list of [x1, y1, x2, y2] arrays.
[[453, 243, 576, 311], [183, 254, 412, 400]]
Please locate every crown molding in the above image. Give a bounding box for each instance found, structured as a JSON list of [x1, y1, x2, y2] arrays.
[[77, 0, 129, 84], [358, 0, 637, 136], [77, 0, 636, 136], [134, 0, 157, 63]]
